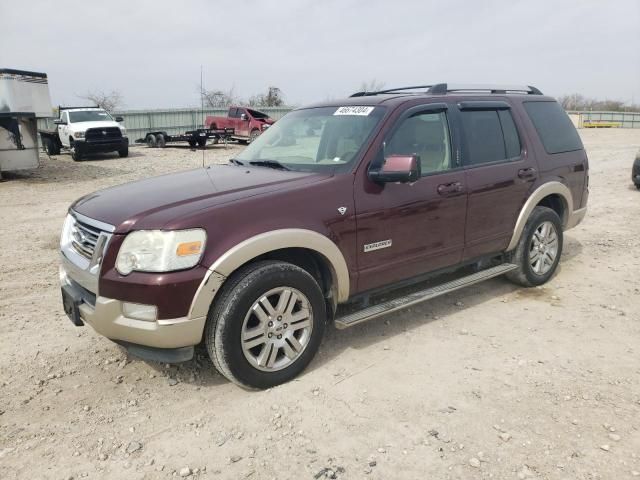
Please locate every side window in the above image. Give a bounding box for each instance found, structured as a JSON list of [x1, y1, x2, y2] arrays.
[[61, 111, 68, 123], [498, 110, 521, 158], [523, 101, 583, 154], [385, 111, 451, 175], [460, 109, 521, 166], [229, 108, 239, 118]]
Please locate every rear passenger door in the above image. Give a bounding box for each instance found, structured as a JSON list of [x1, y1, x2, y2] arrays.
[[457, 101, 538, 260]]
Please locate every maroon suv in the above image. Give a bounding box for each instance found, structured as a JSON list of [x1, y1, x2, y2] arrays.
[[60, 83, 588, 389]]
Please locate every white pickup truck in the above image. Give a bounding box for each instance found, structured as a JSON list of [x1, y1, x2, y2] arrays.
[[40, 107, 128, 161]]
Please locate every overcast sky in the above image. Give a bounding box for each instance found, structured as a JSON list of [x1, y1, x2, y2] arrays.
[[2, 0, 639, 109]]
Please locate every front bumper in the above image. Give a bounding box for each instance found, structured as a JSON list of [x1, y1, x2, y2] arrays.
[[75, 137, 128, 154], [60, 252, 206, 351]]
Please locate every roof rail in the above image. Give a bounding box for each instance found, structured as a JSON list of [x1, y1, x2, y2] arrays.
[[349, 83, 543, 97], [350, 85, 434, 97], [428, 84, 543, 95], [58, 105, 100, 110]]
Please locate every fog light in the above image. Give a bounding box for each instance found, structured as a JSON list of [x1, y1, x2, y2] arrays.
[[122, 302, 157, 321]]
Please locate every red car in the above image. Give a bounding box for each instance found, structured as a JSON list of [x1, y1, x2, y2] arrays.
[[205, 106, 274, 144], [60, 83, 588, 389]]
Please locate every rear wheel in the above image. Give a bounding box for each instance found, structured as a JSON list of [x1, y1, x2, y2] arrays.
[[506, 206, 563, 287], [188, 139, 197, 148], [205, 261, 326, 389], [146, 134, 157, 148], [44, 138, 60, 156], [156, 134, 166, 148], [197, 137, 207, 147]]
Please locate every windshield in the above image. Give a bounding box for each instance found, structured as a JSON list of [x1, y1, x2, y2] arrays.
[[236, 106, 385, 172], [68, 110, 113, 123]]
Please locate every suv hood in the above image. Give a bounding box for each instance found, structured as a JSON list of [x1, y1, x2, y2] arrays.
[[69, 120, 121, 132], [71, 165, 327, 232]]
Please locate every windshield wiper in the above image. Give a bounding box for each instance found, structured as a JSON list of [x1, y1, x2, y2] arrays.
[[229, 158, 244, 166], [248, 160, 290, 171]]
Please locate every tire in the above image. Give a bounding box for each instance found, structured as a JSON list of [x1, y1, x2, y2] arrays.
[[188, 139, 197, 148], [71, 147, 83, 162], [118, 144, 129, 157], [506, 206, 563, 287], [146, 134, 157, 148], [156, 134, 166, 148], [635, 183, 640, 191], [205, 260, 327, 389], [197, 137, 207, 147], [44, 138, 59, 156], [248, 129, 260, 144]]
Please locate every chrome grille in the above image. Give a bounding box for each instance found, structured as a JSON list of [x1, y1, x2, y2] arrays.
[[71, 218, 103, 260]]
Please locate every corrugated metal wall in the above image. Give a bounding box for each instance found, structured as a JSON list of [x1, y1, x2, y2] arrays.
[[36, 108, 640, 146], [38, 106, 293, 144]]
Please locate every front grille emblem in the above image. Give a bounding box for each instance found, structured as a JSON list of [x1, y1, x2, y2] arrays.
[[102, 130, 107, 135]]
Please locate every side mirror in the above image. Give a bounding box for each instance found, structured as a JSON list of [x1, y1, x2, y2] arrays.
[[54, 119, 66, 125], [369, 154, 421, 183], [240, 113, 248, 121], [115, 116, 124, 122]]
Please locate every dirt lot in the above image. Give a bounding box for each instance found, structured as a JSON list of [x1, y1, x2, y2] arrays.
[[1, 130, 639, 480]]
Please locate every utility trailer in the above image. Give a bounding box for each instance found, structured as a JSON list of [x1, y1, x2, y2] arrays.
[[0, 68, 53, 176], [138, 127, 234, 149]]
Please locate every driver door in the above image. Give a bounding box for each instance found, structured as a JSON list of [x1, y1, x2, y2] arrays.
[[354, 104, 467, 293]]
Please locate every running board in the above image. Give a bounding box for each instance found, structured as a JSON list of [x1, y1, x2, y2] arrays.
[[334, 263, 518, 329]]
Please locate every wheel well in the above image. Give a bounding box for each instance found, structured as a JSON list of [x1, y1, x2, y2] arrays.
[[255, 248, 332, 295], [536, 194, 568, 225]]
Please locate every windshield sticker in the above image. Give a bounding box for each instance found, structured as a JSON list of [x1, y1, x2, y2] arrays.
[[334, 106, 374, 116]]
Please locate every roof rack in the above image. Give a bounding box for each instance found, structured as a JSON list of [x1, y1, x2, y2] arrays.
[[349, 83, 542, 97], [58, 105, 100, 110]]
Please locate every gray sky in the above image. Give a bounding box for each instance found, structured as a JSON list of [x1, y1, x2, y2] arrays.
[[2, 0, 639, 109]]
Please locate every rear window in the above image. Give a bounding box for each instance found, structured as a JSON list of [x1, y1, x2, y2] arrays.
[[523, 101, 583, 154]]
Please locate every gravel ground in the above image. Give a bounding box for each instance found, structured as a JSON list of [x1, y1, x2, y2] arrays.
[[1, 130, 639, 480]]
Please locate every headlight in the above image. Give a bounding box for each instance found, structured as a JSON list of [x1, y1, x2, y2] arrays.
[[120, 127, 127, 136], [60, 214, 74, 248], [73, 131, 85, 139], [116, 229, 206, 275], [262, 124, 270, 130]]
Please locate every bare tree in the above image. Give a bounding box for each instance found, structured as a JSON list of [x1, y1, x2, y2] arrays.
[[200, 86, 239, 108], [248, 86, 285, 107], [78, 90, 124, 112], [557, 93, 638, 112], [358, 79, 385, 94]]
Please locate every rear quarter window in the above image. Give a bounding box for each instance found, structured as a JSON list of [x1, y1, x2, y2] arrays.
[[523, 101, 583, 154]]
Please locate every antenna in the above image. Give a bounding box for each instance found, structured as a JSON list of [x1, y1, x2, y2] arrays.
[[201, 65, 205, 168]]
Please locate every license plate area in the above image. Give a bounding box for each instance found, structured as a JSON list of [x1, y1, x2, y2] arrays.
[[61, 285, 84, 326]]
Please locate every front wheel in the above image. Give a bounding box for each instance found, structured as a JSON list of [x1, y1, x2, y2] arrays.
[[248, 129, 260, 144], [205, 261, 326, 389], [506, 206, 563, 287], [71, 147, 83, 162], [118, 145, 129, 157]]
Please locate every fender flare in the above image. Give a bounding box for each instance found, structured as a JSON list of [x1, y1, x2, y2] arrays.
[[506, 181, 573, 252], [189, 229, 350, 319]]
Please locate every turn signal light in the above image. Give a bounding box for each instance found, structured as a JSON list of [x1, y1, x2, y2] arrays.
[[176, 241, 202, 257]]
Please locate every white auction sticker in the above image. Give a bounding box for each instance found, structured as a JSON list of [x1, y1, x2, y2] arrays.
[[334, 106, 375, 116]]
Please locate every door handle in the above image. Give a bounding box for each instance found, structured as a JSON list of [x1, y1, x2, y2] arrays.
[[518, 167, 537, 179], [437, 181, 463, 196]]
